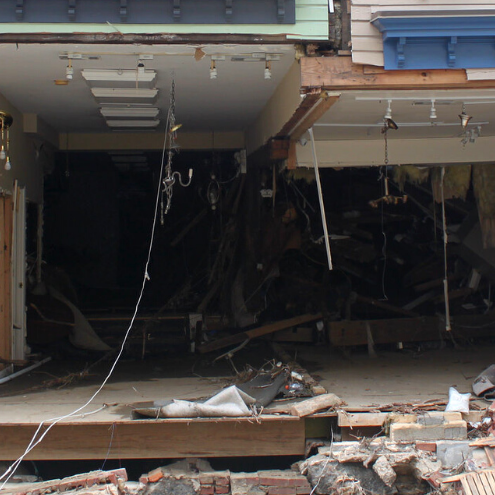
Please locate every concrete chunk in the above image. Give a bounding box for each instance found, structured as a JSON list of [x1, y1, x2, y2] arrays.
[[390, 421, 467, 442]]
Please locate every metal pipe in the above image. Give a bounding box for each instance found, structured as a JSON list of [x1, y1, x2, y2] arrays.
[[0, 357, 51, 385], [308, 127, 333, 270]]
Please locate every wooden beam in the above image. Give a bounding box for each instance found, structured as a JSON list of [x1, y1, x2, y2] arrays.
[[289, 94, 340, 141], [276, 91, 340, 141], [199, 313, 322, 353], [327, 316, 441, 347], [301, 56, 495, 91], [0, 417, 305, 460], [354, 294, 419, 318]]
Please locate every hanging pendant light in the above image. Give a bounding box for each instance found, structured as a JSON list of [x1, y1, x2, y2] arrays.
[[459, 103, 472, 129], [0, 111, 13, 171]]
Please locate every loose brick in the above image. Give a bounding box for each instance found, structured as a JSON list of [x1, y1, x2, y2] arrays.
[[139, 476, 149, 485], [266, 487, 297, 495], [215, 486, 230, 494], [390, 421, 467, 442], [147, 468, 164, 483], [231, 473, 259, 485], [201, 486, 215, 495], [295, 487, 312, 495], [417, 412, 462, 426], [200, 474, 215, 485], [215, 477, 231, 486], [258, 473, 309, 488], [415, 442, 437, 453]]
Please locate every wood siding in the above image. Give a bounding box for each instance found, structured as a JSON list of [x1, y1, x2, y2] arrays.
[[351, 1, 495, 66]]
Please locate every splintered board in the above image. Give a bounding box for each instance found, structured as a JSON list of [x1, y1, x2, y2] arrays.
[[327, 317, 441, 346], [0, 416, 305, 460]]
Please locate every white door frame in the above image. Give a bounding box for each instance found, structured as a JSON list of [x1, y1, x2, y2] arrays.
[[11, 181, 26, 361]]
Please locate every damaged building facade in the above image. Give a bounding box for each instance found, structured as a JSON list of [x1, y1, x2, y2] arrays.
[[2, 1, 495, 495]]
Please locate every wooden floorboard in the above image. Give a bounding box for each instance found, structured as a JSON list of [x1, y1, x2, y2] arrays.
[[0, 417, 306, 460]]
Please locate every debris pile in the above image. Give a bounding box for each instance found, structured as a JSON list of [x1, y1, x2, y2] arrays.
[[1, 469, 128, 495], [139, 460, 312, 495]]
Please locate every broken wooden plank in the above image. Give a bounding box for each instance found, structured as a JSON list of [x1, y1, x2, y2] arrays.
[[486, 447, 495, 467], [355, 294, 419, 318], [289, 393, 345, 418], [337, 412, 389, 428], [327, 316, 441, 347], [199, 313, 323, 354], [3, 469, 128, 495], [470, 438, 495, 448]]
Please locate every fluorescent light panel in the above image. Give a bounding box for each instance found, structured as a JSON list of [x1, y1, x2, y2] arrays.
[[83, 69, 156, 83], [106, 119, 160, 128], [91, 88, 158, 100], [100, 107, 160, 118]]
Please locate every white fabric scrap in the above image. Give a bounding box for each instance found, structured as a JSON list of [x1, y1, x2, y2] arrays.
[[158, 385, 256, 418]]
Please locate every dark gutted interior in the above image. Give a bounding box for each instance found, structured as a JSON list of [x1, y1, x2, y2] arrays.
[[28, 149, 495, 358]]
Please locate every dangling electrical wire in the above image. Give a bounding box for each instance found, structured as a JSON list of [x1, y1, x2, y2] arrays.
[[440, 166, 452, 331], [0, 78, 179, 491]]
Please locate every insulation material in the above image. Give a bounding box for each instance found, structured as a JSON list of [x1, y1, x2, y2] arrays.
[[392, 165, 430, 191], [473, 164, 495, 248], [50, 288, 112, 352], [432, 165, 472, 203], [286, 168, 316, 184]]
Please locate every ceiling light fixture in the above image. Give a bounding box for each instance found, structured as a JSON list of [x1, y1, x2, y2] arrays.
[[106, 119, 160, 128], [91, 88, 159, 104], [264, 61, 272, 80], [210, 60, 218, 79], [0, 111, 13, 171], [160, 79, 193, 220], [430, 99, 437, 120], [459, 104, 472, 129], [100, 107, 160, 118], [82, 69, 156, 84]]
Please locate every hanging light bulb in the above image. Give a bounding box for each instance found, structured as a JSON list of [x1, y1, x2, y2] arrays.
[[430, 99, 437, 120], [384, 99, 393, 120], [264, 61, 272, 80], [210, 60, 217, 79], [459, 103, 472, 129], [0, 120, 5, 160], [65, 59, 73, 80], [0, 111, 13, 169]]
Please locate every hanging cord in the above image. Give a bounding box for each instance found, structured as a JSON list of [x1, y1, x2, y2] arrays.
[[440, 166, 452, 332], [308, 127, 333, 270], [0, 80, 173, 490], [380, 129, 389, 300]]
